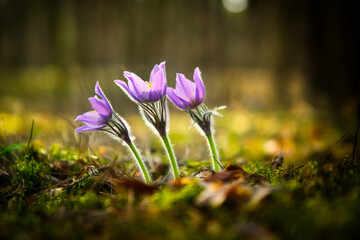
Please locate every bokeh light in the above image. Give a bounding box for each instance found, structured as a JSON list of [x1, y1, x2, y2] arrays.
[[222, 0, 248, 13]]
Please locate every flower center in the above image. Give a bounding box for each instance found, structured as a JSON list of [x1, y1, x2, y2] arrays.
[[147, 82, 153, 89]]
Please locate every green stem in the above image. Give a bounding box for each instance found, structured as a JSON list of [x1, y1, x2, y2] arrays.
[[206, 134, 220, 171], [127, 141, 151, 184], [161, 134, 180, 179]]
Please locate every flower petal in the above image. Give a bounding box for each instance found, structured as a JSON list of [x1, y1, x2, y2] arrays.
[[158, 61, 166, 70], [148, 90, 161, 102], [174, 89, 193, 108], [75, 111, 106, 127], [150, 64, 160, 83], [75, 125, 106, 132], [167, 88, 187, 110], [150, 61, 166, 81], [88, 97, 112, 120], [193, 67, 205, 104], [95, 81, 112, 109], [150, 68, 166, 97], [114, 80, 141, 102], [138, 90, 151, 102], [124, 71, 150, 100], [175, 73, 196, 102]]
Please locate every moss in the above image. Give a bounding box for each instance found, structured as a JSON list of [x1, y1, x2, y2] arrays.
[[150, 180, 202, 211], [1, 110, 359, 239]]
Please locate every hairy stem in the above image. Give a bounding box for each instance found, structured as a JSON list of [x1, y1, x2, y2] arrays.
[[206, 134, 220, 171], [161, 134, 180, 179], [195, 106, 202, 117], [127, 141, 151, 184]]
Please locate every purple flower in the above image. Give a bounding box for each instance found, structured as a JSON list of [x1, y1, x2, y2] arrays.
[[167, 67, 205, 110], [75, 81, 113, 132], [114, 61, 167, 102]]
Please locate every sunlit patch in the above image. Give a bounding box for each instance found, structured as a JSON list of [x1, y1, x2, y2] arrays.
[[263, 139, 281, 155], [0, 113, 23, 135], [222, 0, 248, 13]]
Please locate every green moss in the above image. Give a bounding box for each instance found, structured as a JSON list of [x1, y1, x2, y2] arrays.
[[1, 109, 360, 239], [150, 180, 202, 211]]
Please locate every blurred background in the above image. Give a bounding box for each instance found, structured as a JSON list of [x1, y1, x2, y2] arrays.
[[0, 0, 359, 163], [1, 0, 358, 113]]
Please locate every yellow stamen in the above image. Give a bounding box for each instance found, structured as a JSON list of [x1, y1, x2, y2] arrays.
[[147, 82, 153, 88]]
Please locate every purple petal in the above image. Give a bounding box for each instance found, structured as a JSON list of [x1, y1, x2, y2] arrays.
[[175, 73, 196, 102], [127, 80, 145, 102], [150, 68, 166, 97], [193, 67, 205, 104], [150, 61, 166, 84], [150, 64, 160, 83], [167, 88, 187, 110], [95, 81, 112, 109], [75, 111, 107, 126], [114, 80, 141, 102], [159, 61, 166, 70], [95, 81, 105, 100], [148, 90, 161, 102], [75, 125, 106, 132], [138, 90, 151, 102], [88, 97, 112, 120], [174, 89, 193, 108], [124, 71, 150, 100]]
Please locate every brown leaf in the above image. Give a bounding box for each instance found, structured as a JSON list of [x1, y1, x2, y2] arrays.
[[196, 181, 253, 207], [196, 182, 235, 206], [116, 179, 158, 195], [171, 177, 194, 188], [248, 186, 273, 207], [234, 223, 275, 240], [192, 168, 215, 180], [204, 171, 234, 182], [205, 164, 249, 182]]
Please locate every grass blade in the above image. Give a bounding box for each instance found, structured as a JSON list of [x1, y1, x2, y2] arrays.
[[27, 118, 35, 148], [0, 143, 25, 156]]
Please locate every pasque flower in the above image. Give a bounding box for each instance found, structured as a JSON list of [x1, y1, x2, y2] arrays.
[[167, 67, 223, 172], [75, 82, 113, 132], [167, 67, 205, 110], [114, 62, 168, 135], [115, 62, 180, 179], [114, 62, 166, 103], [75, 81, 151, 184]]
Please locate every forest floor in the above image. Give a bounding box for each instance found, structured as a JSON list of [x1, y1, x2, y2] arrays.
[[0, 106, 359, 240]]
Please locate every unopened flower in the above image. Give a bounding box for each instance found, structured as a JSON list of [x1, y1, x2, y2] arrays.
[[167, 67, 205, 110], [167, 67, 223, 172]]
